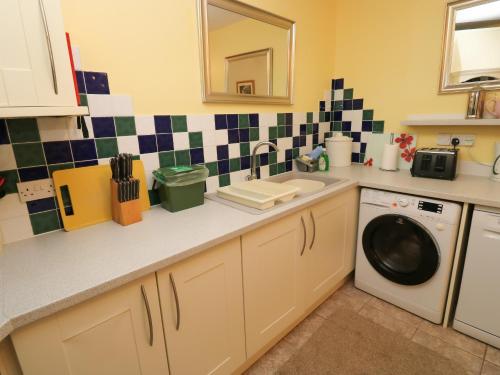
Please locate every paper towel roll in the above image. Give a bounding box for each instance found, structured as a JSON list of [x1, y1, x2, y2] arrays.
[[381, 143, 399, 171]]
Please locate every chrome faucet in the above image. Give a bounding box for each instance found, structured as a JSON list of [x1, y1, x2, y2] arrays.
[[248, 141, 279, 180]]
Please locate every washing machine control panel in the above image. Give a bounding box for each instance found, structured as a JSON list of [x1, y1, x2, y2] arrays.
[[361, 188, 461, 225]]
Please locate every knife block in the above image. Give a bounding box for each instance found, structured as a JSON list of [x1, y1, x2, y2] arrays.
[[110, 180, 142, 226]]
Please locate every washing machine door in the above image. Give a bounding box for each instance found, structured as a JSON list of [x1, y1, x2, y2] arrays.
[[362, 214, 440, 285]]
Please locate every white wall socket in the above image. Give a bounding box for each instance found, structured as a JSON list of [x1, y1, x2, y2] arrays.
[[451, 134, 475, 147], [17, 178, 55, 203]]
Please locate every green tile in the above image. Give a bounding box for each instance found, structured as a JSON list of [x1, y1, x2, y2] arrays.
[[333, 122, 342, 131], [277, 113, 286, 126], [132, 155, 140, 160], [269, 127, 277, 139], [79, 94, 88, 107], [159, 151, 175, 167], [269, 163, 278, 176], [95, 138, 118, 159], [48, 163, 74, 177], [307, 124, 313, 135], [230, 158, 240, 172], [148, 189, 161, 206], [30, 210, 60, 235], [250, 128, 259, 142], [363, 110, 374, 121], [218, 174, 230, 187], [269, 151, 277, 164], [292, 148, 299, 158], [238, 114, 249, 128], [372, 121, 385, 133], [278, 126, 286, 138], [240, 142, 250, 157], [189, 132, 203, 148], [0, 170, 19, 194], [360, 153, 365, 163], [175, 149, 190, 165], [319, 112, 326, 122], [306, 112, 313, 123], [342, 131, 351, 137], [7, 118, 40, 143], [333, 101, 343, 111], [278, 162, 286, 174], [171, 116, 188, 132], [343, 88, 353, 100], [205, 161, 218, 177], [115, 117, 136, 136], [12, 143, 45, 168]]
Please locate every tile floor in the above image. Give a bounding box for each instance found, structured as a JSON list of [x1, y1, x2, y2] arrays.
[[246, 280, 500, 375]]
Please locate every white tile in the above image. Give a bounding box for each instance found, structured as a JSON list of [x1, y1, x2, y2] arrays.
[[0, 215, 33, 244], [277, 150, 286, 163], [278, 137, 292, 150], [319, 122, 330, 134], [228, 143, 240, 158], [117, 136, 140, 155], [202, 130, 216, 146], [352, 142, 361, 153], [112, 96, 134, 116], [187, 114, 214, 132], [37, 117, 72, 141], [0, 194, 28, 221], [204, 145, 217, 162], [140, 153, 160, 189], [361, 132, 371, 143], [230, 171, 246, 184], [205, 175, 219, 193], [97, 158, 109, 165], [325, 102, 331, 111], [324, 90, 332, 102], [293, 112, 307, 126], [86, 94, 115, 117], [214, 130, 228, 145], [313, 112, 319, 123], [0, 145, 16, 171], [343, 110, 363, 132], [135, 116, 155, 135], [306, 134, 313, 147], [173, 132, 189, 149], [71, 46, 82, 70], [334, 89, 344, 101], [292, 124, 301, 137], [258, 113, 276, 127], [259, 165, 270, 179]]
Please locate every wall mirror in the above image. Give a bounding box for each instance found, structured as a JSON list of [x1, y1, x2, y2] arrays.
[[440, 0, 500, 92], [197, 0, 295, 104]]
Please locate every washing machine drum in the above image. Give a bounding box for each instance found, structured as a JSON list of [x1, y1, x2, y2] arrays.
[[362, 214, 440, 286]]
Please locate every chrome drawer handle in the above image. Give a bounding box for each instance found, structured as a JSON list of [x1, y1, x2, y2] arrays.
[[38, 0, 58, 94], [170, 273, 181, 331], [300, 216, 306, 256], [309, 211, 316, 249], [140, 285, 153, 346]]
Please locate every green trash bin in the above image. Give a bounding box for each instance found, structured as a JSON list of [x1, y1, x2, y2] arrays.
[[153, 165, 209, 212]]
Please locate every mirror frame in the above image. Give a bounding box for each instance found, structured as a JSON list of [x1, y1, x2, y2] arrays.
[[197, 0, 296, 104], [440, 0, 500, 93]]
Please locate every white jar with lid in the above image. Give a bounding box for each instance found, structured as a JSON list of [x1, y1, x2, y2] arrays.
[[325, 134, 353, 167]]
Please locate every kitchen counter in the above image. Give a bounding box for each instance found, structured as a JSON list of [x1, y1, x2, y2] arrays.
[[1, 164, 499, 341]]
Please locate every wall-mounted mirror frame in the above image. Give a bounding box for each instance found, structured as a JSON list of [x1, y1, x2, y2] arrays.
[[197, 0, 296, 104], [440, 0, 500, 93]]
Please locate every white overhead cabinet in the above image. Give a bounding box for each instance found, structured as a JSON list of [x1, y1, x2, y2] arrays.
[[0, 0, 87, 117]]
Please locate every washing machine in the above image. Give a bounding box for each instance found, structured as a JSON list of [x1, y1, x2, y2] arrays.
[[355, 188, 462, 324]]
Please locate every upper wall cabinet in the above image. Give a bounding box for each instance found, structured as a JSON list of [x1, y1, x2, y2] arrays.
[[197, 0, 296, 104], [0, 0, 87, 118], [440, 0, 500, 93]]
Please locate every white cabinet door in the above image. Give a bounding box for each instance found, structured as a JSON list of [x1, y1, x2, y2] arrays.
[[11, 274, 169, 375], [241, 211, 307, 357], [157, 238, 246, 375]]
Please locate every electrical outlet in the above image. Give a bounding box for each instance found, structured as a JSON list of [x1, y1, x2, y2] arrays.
[[437, 134, 451, 146], [17, 178, 55, 203], [451, 134, 475, 147]]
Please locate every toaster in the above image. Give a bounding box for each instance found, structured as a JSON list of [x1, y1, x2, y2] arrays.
[[411, 148, 459, 180]]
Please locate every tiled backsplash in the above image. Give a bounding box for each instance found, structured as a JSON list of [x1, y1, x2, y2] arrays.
[[0, 69, 384, 243]]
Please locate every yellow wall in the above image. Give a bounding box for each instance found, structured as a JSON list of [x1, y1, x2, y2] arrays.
[[60, 0, 335, 114], [332, 0, 500, 163]]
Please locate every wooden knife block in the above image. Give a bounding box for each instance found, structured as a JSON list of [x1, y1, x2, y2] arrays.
[[110, 180, 142, 226]]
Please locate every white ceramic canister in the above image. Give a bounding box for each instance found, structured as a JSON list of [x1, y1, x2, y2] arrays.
[[325, 134, 353, 167]]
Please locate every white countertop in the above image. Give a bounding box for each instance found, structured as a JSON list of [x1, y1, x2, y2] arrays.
[[1, 165, 499, 340]]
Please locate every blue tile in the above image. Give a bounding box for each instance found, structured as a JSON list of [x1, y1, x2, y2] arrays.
[[313, 134, 319, 145], [325, 112, 331, 122], [138, 135, 157, 154], [18, 166, 49, 182], [43, 141, 72, 164], [362, 121, 373, 132], [218, 160, 229, 174], [351, 153, 360, 163], [300, 124, 307, 135], [353, 99, 364, 110], [285, 126, 292, 137], [331, 79, 336, 90], [249, 113, 259, 127], [269, 142, 277, 152], [217, 145, 229, 160], [313, 123, 319, 133], [351, 131, 361, 142], [285, 113, 293, 125], [0, 120, 9, 144], [27, 197, 56, 214], [241, 156, 251, 170], [300, 136, 306, 147], [286, 160, 293, 172], [319, 101, 325, 111], [157, 133, 173, 152], [215, 114, 227, 130], [228, 129, 239, 143], [239, 129, 249, 142], [190, 148, 204, 164], [75, 160, 98, 168], [333, 111, 343, 121], [70, 139, 97, 161], [227, 114, 238, 129], [92, 117, 116, 138], [361, 142, 367, 153], [75, 71, 86, 93], [259, 153, 269, 166], [154, 116, 172, 133], [285, 149, 293, 160], [334, 78, 344, 90], [83, 71, 110, 94], [293, 136, 300, 148], [342, 121, 352, 131], [343, 100, 353, 110]]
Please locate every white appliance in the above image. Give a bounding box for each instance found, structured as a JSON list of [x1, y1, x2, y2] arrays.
[[355, 188, 462, 323], [454, 206, 500, 348], [491, 141, 500, 182]]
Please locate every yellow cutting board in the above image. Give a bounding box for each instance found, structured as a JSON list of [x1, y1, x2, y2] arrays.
[[53, 160, 150, 231]]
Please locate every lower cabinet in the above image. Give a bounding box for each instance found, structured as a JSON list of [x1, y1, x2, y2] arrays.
[[157, 238, 246, 375], [11, 274, 168, 375]]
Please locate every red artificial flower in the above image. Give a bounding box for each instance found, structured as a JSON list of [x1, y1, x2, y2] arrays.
[[395, 133, 414, 149], [0, 177, 5, 187], [364, 157, 373, 167], [401, 147, 416, 162]]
